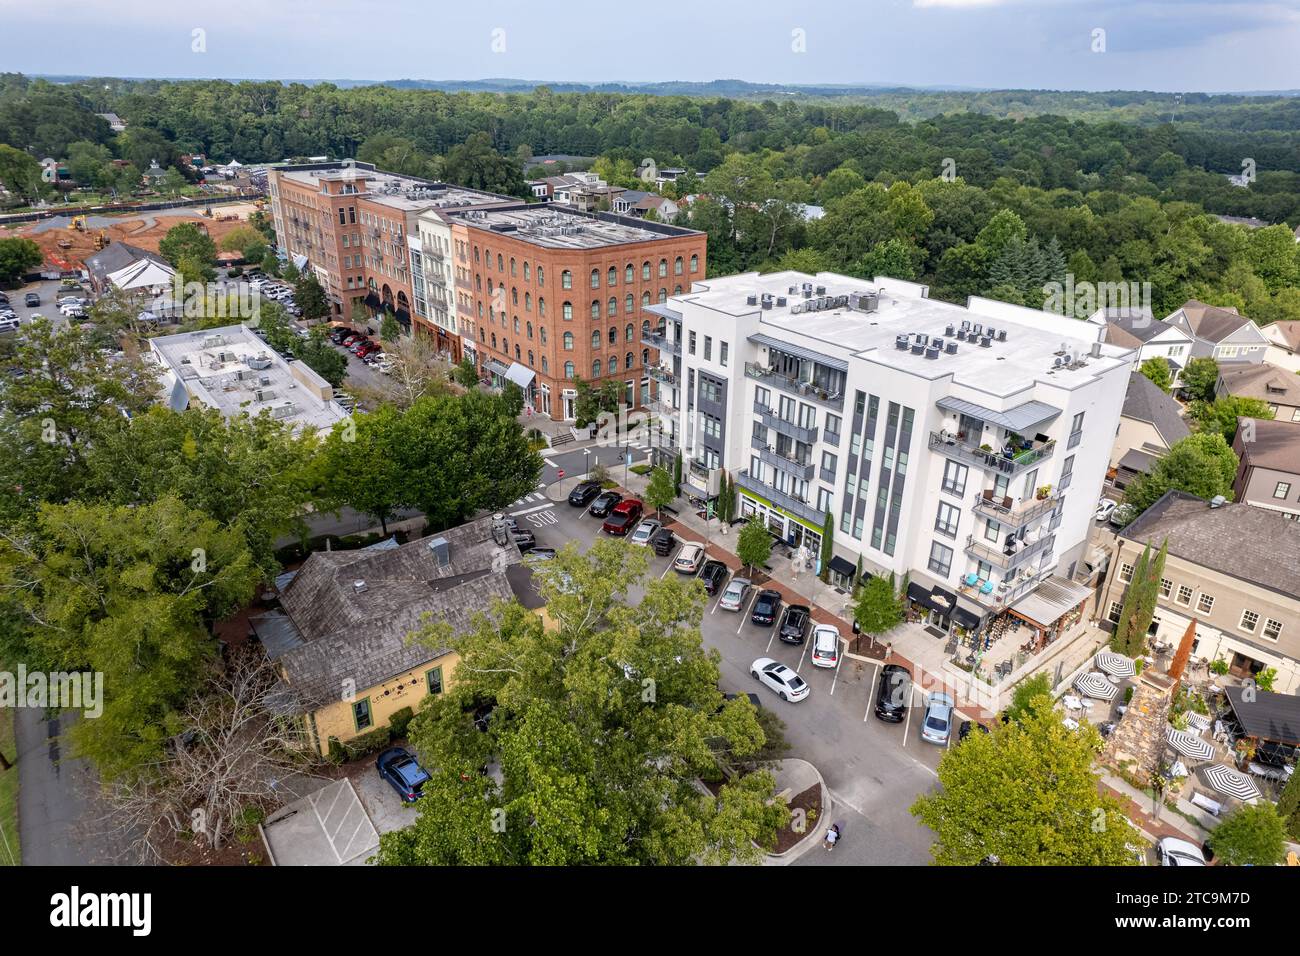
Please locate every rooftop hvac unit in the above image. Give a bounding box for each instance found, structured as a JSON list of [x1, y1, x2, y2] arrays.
[[895, 334, 910, 350], [1089, 341, 1102, 357], [427, 536, 451, 565], [925, 346, 940, 360], [776, 296, 787, 307], [247, 355, 272, 370], [960, 320, 970, 330], [255, 388, 276, 401], [945, 325, 956, 337], [791, 303, 804, 314], [997, 329, 1007, 342], [1053, 356, 1065, 368], [746, 294, 758, 306], [788, 285, 797, 295], [270, 402, 296, 420], [973, 324, 983, 335], [915, 333, 928, 346], [201, 334, 224, 348], [979, 335, 992, 348], [945, 341, 958, 355], [815, 285, 826, 295], [910, 342, 925, 355], [260, 375, 272, 386]]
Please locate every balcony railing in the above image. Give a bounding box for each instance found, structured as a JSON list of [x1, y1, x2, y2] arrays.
[[754, 402, 818, 444], [645, 396, 678, 419], [964, 532, 1056, 572], [928, 431, 1055, 478], [734, 470, 824, 526], [641, 329, 681, 356], [971, 491, 1058, 529], [648, 364, 677, 385], [744, 363, 845, 412], [958, 565, 1055, 612], [751, 437, 815, 481]]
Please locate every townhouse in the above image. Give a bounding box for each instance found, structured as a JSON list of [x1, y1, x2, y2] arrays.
[[1108, 371, 1190, 491], [1232, 418, 1300, 520], [1260, 320, 1300, 374], [645, 271, 1135, 637], [1089, 307, 1194, 385], [1217, 362, 1300, 422], [1098, 490, 1300, 694], [1164, 299, 1269, 364], [446, 204, 706, 420]]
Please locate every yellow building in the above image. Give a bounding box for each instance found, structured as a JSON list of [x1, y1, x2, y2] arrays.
[[253, 517, 533, 756]]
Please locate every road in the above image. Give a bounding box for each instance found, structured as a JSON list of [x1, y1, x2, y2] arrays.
[[509, 468, 941, 865]]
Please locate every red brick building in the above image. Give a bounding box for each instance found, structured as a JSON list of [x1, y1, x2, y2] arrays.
[[448, 205, 705, 421]]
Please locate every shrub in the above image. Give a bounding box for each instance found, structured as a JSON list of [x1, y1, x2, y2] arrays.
[[387, 706, 415, 740]]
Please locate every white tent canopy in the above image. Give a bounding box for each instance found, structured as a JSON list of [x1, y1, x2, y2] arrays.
[[107, 258, 176, 292]]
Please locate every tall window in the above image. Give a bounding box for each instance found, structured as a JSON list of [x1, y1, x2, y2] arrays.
[[563, 332, 574, 350], [590, 301, 600, 320], [928, 542, 953, 578], [690, 254, 698, 273], [625, 263, 634, 283], [608, 297, 617, 317], [564, 361, 575, 378], [625, 293, 634, 313], [591, 331, 601, 349], [674, 256, 683, 275], [561, 270, 572, 289], [592, 359, 602, 377], [658, 258, 668, 277], [608, 266, 617, 286], [590, 269, 600, 289], [934, 502, 960, 538], [642, 261, 651, 280], [562, 301, 573, 321]]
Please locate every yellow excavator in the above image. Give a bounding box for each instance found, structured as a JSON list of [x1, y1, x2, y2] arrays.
[[94, 230, 109, 250], [68, 214, 88, 232]]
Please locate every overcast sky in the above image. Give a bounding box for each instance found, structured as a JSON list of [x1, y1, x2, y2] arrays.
[[4, 0, 1299, 93]]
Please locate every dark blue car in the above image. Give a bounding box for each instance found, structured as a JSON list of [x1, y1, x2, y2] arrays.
[[376, 747, 431, 803]]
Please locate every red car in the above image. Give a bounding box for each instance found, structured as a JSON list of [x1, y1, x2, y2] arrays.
[[602, 499, 643, 535], [350, 339, 372, 354], [355, 341, 380, 358], [342, 334, 361, 347]]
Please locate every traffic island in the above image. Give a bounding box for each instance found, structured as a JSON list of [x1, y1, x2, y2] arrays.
[[761, 758, 830, 865]]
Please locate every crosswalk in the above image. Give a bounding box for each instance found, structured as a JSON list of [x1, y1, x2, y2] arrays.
[[508, 483, 551, 516]]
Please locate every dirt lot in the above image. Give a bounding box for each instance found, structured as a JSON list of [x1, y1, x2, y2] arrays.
[[4, 202, 258, 273]]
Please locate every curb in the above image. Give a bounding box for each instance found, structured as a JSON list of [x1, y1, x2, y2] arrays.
[[761, 758, 832, 866]]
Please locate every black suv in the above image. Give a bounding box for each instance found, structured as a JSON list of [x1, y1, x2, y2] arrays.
[[588, 489, 623, 518], [567, 479, 602, 506], [750, 589, 782, 626], [777, 604, 811, 644], [24, 292, 40, 307], [650, 527, 676, 556], [698, 559, 728, 596], [874, 664, 912, 722], [329, 326, 355, 344]]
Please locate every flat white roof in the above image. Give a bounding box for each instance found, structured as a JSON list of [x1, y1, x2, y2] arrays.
[[681, 271, 1134, 395], [149, 324, 349, 433], [280, 168, 508, 213]]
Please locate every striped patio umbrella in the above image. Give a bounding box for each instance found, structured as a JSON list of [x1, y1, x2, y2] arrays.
[[1185, 712, 1211, 733], [1095, 651, 1136, 679], [1166, 726, 1214, 761], [1202, 764, 1261, 802], [1074, 671, 1119, 701]]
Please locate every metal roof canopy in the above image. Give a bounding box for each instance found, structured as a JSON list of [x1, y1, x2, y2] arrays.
[[505, 362, 536, 389], [644, 303, 683, 322], [484, 359, 510, 376], [1225, 685, 1300, 745], [1008, 575, 1092, 627], [749, 333, 849, 372], [937, 396, 1062, 433]]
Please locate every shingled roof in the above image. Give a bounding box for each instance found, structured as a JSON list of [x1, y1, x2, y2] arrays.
[[270, 517, 523, 706], [1121, 491, 1300, 600], [1219, 362, 1300, 407], [1172, 299, 1251, 344], [1122, 371, 1190, 446], [1236, 417, 1300, 474]]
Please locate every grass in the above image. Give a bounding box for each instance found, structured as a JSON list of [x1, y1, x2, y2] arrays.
[[629, 463, 653, 476], [0, 686, 19, 866]]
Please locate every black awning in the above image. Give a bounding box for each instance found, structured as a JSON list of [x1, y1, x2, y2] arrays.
[[952, 606, 983, 630], [363, 292, 381, 309], [1225, 686, 1300, 745], [906, 582, 936, 610], [828, 556, 856, 578], [394, 307, 411, 329], [908, 582, 957, 614]]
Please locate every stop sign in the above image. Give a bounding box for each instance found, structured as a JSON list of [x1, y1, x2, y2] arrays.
[[557, 469, 565, 479]]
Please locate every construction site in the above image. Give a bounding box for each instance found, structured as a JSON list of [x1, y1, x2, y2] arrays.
[[2, 200, 263, 273]]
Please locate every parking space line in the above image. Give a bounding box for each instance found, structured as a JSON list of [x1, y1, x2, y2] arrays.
[[737, 591, 757, 633], [711, 572, 732, 615], [764, 629, 777, 654], [829, 643, 846, 695], [901, 682, 923, 747], [795, 640, 810, 672], [862, 660, 882, 721], [510, 502, 554, 517]]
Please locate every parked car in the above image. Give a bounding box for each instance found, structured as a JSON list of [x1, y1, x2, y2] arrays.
[[750, 657, 810, 703], [650, 527, 676, 556], [329, 327, 355, 344], [698, 559, 728, 595], [1095, 498, 1118, 522], [24, 292, 40, 307], [0, 292, 10, 305], [810, 625, 840, 668], [1155, 836, 1208, 867], [588, 490, 623, 518], [673, 542, 705, 573], [602, 499, 643, 535], [567, 479, 602, 506], [875, 664, 912, 722], [920, 692, 955, 744], [630, 518, 661, 546], [356, 341, 381, 358], [1109, 503, 1137, 528], [718, 576, 751, 611], [750, 589, 782, 626], [376, 747, 430, 803], [342, 334, 362, 347], [778, 604, 811, 644]]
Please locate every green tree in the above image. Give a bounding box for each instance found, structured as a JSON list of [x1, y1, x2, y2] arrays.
[[736, 518, 772, 576], [379, 314, 401, 343], [453, 356, 479, 389], [1277, 760, 1300, 841], [818, 512, 834, 581], [911, 696, 1137, 865], [0, 497, 260, 779], [1110, 541, 1167, 657], [158, 222, 216, 268], [1124, 433, 1239, 516], [1003, 672, 1052, 723], [0, 237, 43, 284], [1209, 803, 1286, 866], [442, 132, 528, 197], [1189, 395, 1275, 444], [645, 466, 676, 518], [315, 405, 405, 535], [374, 540, 788, 865], [1179, 356, 1220, 403], [293, 273, 330, 323], [1139, 356, 1173, 393], [852, 574, 903, 645], [0, 144, 44, 202], [219, 224, 268, 258], [293, 329, 348, 388]]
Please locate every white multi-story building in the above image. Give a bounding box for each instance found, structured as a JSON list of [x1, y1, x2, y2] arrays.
[[643, 271, 1136, 636]]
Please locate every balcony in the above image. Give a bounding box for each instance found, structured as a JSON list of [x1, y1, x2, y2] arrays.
[[928, 431, 1055, 478], [734, 470, 824, 526], [754, 403, 818, 444], [971, 491, 1057, 529], [648, 364, 677, 386], [645, 396, 678, 420], [744, 363, 845, 412], [958, 566, 1055, 612], [964, 532, 1056, 572], [642, 329, 681, 356], [751, 437, 815, 481]]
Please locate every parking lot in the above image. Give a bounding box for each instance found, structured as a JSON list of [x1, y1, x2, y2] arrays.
[[508, 473, 943, 864]]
